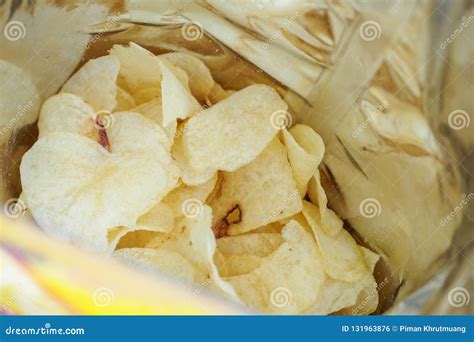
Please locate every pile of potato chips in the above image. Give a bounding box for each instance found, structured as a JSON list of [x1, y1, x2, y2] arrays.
[[19, 43, 379, 314]]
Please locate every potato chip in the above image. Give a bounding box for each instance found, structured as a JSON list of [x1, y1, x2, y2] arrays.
[[146, 205, 240, 301], [159, 52, 215, 102], [216, 233, 283, 257], [302, 200, 367, 282], [182, 84, 287, 172], [107, 112, 172, 156], [207, 83, 235, 104], [114, 248, 196, 283], [159, 59, 201, 126], [20, 133, 170, 252], [131, 86, 161, 105], [172, 130, 216, 186], [135, 202, 175, 233], [218, 253, 263, 277], [307, 172, 343, 236], [115, 86, 136, 111], [282, 124, 324, 196], [131, 98, 177, 142], [209, 137, 302, 235], [37, 93, 96, 139], [61, 55, 119, 112], [301, 200, 342, 237], [251, 222, 283, 234], [306, 247, 379, 315], [110, 43, 162, 92], [227, 220, 326, 314], [116, 230, 163, 250], [110, 43, 199, 122], [162, 174, 217, 218]]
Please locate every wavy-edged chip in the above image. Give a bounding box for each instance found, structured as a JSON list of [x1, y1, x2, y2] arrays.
[[282, 124, 324, 197], [209, 137, 302, 235], [227, 220, 326, 314], [61, 55, 119, 112], [182, 84, 287, 172]]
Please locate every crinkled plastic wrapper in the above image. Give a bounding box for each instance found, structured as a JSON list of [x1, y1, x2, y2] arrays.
[[0, 0, 472, 315]]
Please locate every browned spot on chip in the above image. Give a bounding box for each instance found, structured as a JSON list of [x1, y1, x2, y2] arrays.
[[95, 117, 111, 152], [212, 204, 242, 238]]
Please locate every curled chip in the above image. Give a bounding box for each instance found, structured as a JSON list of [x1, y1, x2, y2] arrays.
[[61, 55, 119, 112], [159, 52, 215, 102], [159, 59, 201, 126], [111, 43, 199, 126], [282, 124, 325, 197], [307, 172, 343, 236], [227, 220, 326, 314], [209, 137, 302, 236], [306, 204, 368, 283], [110, 43, 162, 91], [182, 84, 287, 172]]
